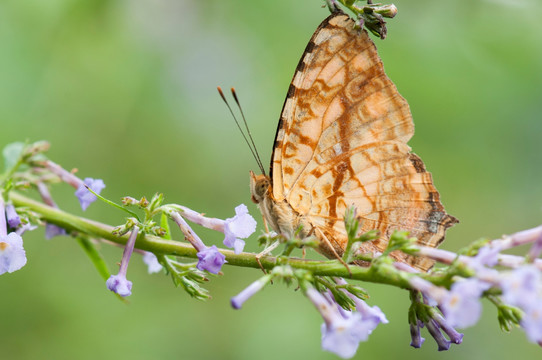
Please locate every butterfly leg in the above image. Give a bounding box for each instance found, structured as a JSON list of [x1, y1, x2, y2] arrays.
[[256, 239, 281, 273], [261, 214, 270, 233], [315, 228, 352, 276]]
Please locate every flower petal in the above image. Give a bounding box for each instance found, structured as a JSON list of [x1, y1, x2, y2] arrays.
[[196, 245, 226, 274], [0, 233, 27, 275], [75, 178, 105, 211]]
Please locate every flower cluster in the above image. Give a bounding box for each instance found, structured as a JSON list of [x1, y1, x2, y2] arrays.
[[407, 228, 542, 348], [166, 203, 256, 275], [315, 287, 388, 358], [229, 269, 388, 359]]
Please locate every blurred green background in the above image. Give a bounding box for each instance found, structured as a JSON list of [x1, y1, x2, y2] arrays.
[[1, 0, 541, 359]]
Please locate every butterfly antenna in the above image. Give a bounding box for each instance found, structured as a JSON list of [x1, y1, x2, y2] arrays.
[[217, 86, 265, 175], [230, 87, 265, 175]]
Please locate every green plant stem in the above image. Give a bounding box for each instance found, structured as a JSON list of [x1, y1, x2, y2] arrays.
[[10, 191, 442, 287]]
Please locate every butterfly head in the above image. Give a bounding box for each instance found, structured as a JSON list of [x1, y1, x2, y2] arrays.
[[249, 171, 271, 204]]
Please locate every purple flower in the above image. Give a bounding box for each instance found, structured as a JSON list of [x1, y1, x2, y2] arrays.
[[305, 288, 368, 359], [409, 321, 425, 348], [433, 313, 464, 344], [196, 245, 226, 274], [5, 204, 20, 228], [520, 301, 542, 343], [142, 252, 163, 274], [353, 298, 388, 330], [45, 223, 67, 239], [473, 245, 501, 268], [425, 320, 451, 351], [408, 276, 448, 306], [223, 204, 257, 254], [16, 223, 37, 236], [527, 231, 542, 261], [106, 226, 138, 297], [440, 278, 490, 328], [231, 274, 271, 309], [106, 274, 133, 297], [321, 312, 366, 359], [0, 232, 27, 275], [75, 178, 105, 211], [500, 265, 541, 310], [499, 266, 542, 343]]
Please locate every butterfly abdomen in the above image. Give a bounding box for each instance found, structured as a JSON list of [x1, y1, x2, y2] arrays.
[[250, 171, 312, 239]]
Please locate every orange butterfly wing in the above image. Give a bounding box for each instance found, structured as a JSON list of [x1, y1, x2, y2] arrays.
[[270, 12, 457, 271]]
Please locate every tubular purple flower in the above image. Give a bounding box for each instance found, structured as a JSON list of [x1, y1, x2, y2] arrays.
[[432, 313, 463, 344], [520, 301, 542, 343], [353, 297, 388, 326], [409, 322, 425, 348], [394, 261, 419, 273], [42, 160, 106, 211], [527, 231, 542, 262], [497, 253, 542, 270], [169, 211, 227, 274], [5, 204, 20, 228], [175, 204, 257, 254], [500, 265, 541, 310], [472, 245, 501, 268], [37, 182, 67, 239], [414, 246, 457, 264], [106, 226, 138, 297], [440, 278, 489, 328], [170, 211, 206, 251], [142, 252, 163, 274], [45, 223, 67, 239], [320, 312, 365, 359], [305, 287, 366, 359], [493, 225, 542, 251], [43, 160, 83, 188], [37, 182, 58, 208], [196, 245, 226, 274], [75, 178, 105, 211], [0, 198, 26, 274], [0, 232, 27, 275], [231, 274, 272, 309], [425, 320, 451, 351], [106, 274, 132, 297], [408, 276, 448, 306], [334, 277, 388, 332]]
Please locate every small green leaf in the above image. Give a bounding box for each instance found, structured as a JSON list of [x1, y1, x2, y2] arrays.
[[160, 212, 172, 240], [76, 236, 111, 281], [3, 142, 25, 172]]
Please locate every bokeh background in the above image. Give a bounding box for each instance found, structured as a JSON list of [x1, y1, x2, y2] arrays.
[[1, 0, 541, 359]]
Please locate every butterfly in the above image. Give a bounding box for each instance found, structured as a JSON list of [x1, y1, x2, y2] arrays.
[[249, 11, 458, 271]]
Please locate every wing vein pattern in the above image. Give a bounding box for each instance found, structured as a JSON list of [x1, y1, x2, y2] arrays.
[[270, 12, 457, 271]]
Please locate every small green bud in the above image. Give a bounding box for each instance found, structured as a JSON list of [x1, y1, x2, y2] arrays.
[[122, 197, 139, 206], [372, 4, 398, 18]]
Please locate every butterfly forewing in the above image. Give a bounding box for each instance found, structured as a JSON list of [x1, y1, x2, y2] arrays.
[[269, 12, 457, 271]]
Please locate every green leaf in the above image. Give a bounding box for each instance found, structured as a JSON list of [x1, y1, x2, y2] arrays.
[[3, 142, 25, 172], [76, 236, 111, 281], [160, 212, 172, 240]]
